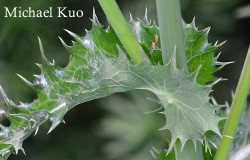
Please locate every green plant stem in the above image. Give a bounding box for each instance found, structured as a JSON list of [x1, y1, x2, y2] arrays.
[[156, 0, 187, 71], [215, 46, 250, 160], [156, 1, 199, 159], [98, 0, 142, 64]]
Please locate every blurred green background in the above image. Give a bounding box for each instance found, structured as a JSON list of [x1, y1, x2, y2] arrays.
[[0, 0, 249, 159]]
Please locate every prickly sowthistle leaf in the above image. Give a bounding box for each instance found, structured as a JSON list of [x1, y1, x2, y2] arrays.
[[0, 11, 228, 159]]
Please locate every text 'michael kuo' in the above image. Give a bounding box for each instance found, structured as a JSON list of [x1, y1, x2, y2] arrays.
[[4, 7, 84, 18]]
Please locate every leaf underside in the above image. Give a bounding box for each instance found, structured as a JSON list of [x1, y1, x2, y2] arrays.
[[0, 11, 228, 159]]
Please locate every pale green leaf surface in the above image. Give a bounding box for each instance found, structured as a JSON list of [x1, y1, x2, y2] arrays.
[[0, 12, 226, 159]]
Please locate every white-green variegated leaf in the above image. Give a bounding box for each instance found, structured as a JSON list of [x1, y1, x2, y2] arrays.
[[0, 11, 228, 159]]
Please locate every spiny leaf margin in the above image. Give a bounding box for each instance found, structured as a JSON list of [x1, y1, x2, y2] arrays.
[[0, 11, 228, 159]]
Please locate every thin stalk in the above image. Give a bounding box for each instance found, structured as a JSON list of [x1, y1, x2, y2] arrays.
[[98, 0, 142, 64], [215, 46, 250, 160], [156, 0, 188, 71], [156, 0, 199, 158]]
